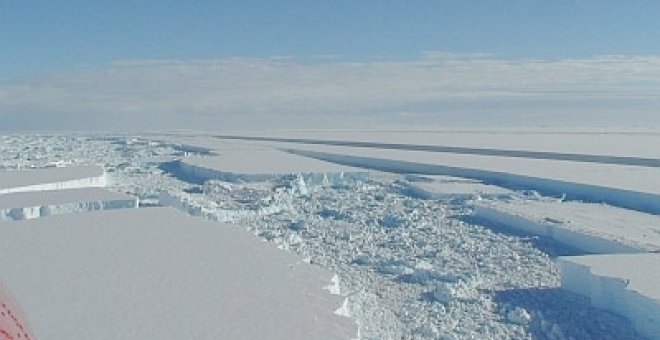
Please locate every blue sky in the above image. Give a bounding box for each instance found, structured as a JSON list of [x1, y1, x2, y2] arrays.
[[3, 0, 659, 79], [1, 1, 659, 130]]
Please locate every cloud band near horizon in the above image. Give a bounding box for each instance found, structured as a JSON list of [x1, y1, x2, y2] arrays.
[[1, 54, 659, 131]]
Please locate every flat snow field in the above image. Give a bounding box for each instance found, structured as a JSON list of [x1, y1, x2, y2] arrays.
[[219, 130, 660, 159], [401, 175, 512, 200], [0, 165, 106, 194], [182, 148, 366, 176], [0, 208, 355, 340]]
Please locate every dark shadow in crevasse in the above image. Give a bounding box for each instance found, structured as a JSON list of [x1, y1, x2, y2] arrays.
[[489, 288, 643, 340]]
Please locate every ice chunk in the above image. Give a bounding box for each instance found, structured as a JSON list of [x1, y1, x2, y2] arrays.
[[507, 307, 532, 325], [0, 188, 137, 222], [558, 253, 660, 339], [431, 283, 455, 305]]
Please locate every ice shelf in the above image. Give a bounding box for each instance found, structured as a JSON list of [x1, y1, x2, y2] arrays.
[[0, 165, 106, 194], [164, 147, 368, 184], [400, 175, 511, 200], [472, 200, 660, 254], [215, 131, 660, 160], [0, 188, 137, 222], [0, 208, 356, 340], [558, 253, 660, 339]]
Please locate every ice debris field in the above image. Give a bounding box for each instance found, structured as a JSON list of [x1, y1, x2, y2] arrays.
[[1, 132, 659, 339]]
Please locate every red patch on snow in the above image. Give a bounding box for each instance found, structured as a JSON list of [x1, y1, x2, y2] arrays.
[[0, 284, 35, 340]]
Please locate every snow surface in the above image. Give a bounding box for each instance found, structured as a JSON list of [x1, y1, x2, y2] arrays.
[[0, 208, 355, 340], [218, 134, 660, 168], [472, 200, 660, 253], [222, 130, 660, 159], [181, 148, 366, 177], [154, 139, 369, 185], [400, 175, 512, 200], [0, 133, 650, 339], [0, 188, 137, 222], [558, 253, 660, 339], [0, 165, 106, 194]]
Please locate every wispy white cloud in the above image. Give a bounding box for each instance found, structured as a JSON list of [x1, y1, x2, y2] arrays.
[[2, 54, 660, 131]]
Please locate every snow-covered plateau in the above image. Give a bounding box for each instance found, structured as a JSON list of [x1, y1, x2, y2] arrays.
[[1, 132, 659, 339]]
